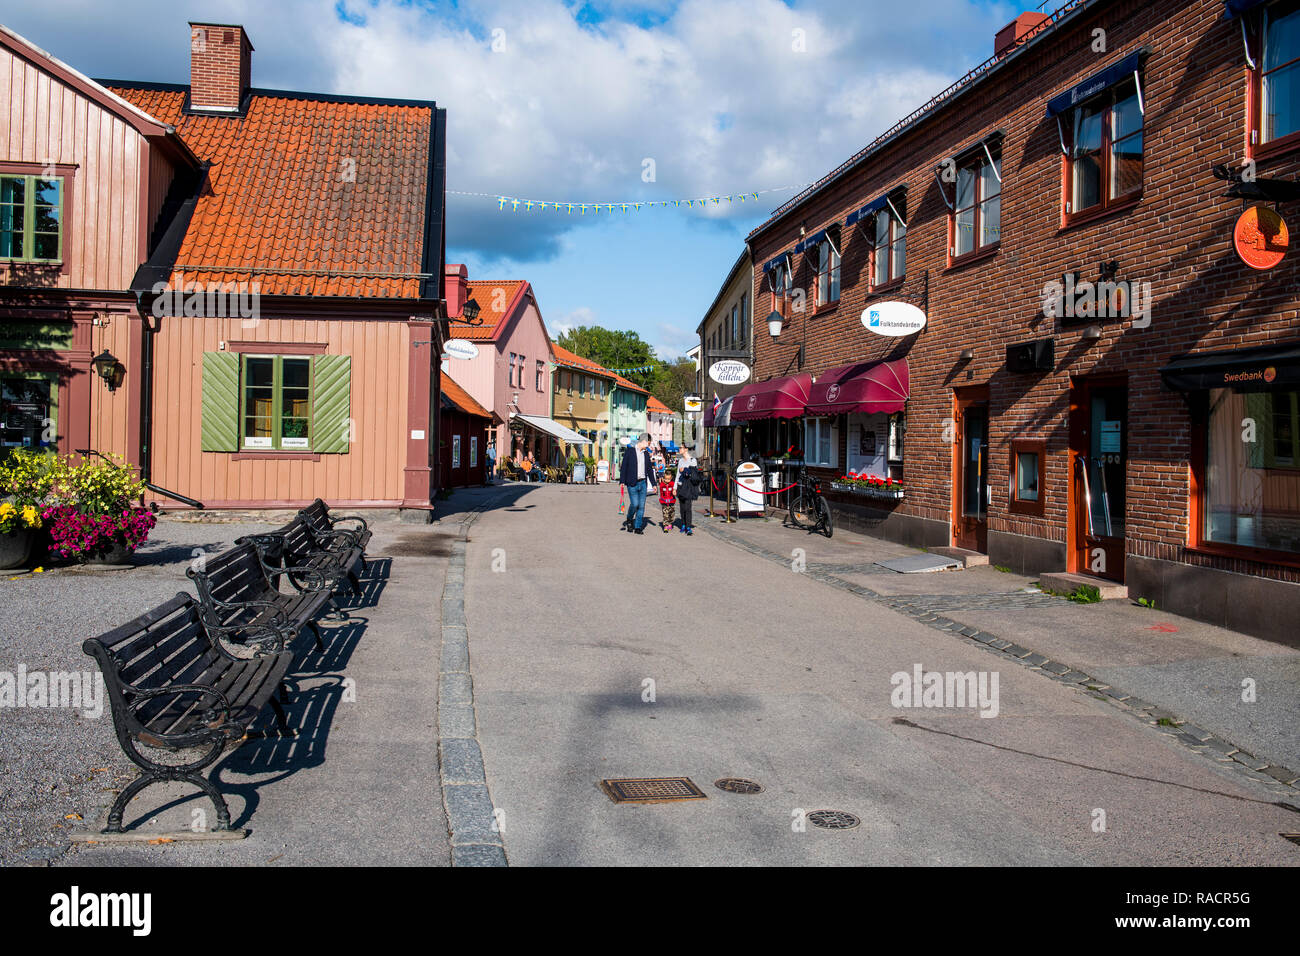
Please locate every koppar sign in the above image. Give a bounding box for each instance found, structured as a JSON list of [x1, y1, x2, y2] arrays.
[[862, 301, 926, 337], [709, 360, 751, 385]]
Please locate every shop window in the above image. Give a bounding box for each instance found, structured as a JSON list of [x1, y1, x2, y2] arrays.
[[536, 359, 544, 391], [816, 229, 841, 306], [452, 434, 462, 468], [470, 436, 478, 468], [1, 373, 57, 450], [0, 175, 63, 264], [1009, 440, 1046, 517], [241, 355, 312, 450], [769, 259, 792, 318], [952, 152, 1001, 260], [1065, 77, 1143, 220], [805, 417, 838, 468], [1258, 1, 1300, 152], [872, 209, 905, 287], [1201, 388, 1300, 556]]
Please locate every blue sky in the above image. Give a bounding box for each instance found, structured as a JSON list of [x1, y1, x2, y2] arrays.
[[5, 0, 1022, 356]]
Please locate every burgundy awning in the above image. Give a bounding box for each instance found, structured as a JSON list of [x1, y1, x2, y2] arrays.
[[804, 358, 909, 416], [731, 373, 812, 421]]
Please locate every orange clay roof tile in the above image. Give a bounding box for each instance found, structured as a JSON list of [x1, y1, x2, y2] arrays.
[[109, 84, 433, 299]]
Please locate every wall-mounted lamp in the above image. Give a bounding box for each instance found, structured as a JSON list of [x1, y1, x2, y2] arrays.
[[91, 350, 124, 392], [958, 348, 974, 362], [766, 309, 804, 367], [1082, 325, 1103, 342], [766, 309, 785, 339], [460, 292, 482, 324]]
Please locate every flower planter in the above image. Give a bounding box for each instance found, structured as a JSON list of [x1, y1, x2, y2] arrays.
[[830, 481, 905, 501], [0, 530, 34, 570], [82, 538, 135, 567]]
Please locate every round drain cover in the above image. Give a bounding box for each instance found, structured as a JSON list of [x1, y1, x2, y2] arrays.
[[807, 809, 860, 830], [714, 778, 764, 794]]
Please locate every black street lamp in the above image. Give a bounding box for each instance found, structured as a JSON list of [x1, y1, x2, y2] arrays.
[[91, 350, 124, 392]]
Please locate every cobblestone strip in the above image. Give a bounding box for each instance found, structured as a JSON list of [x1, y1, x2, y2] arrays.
[[699, 521, 1300, 802], [438, 503, 508, 867]]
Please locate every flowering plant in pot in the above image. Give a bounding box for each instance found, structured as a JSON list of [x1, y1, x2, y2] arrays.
[[831, 472, 905, 499], [39, 453, 156, 564], [0, 449, 54, 569]]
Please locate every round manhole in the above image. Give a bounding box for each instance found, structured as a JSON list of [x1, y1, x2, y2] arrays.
[[714, 778, 765, 795], [807, 809, 860, 830]]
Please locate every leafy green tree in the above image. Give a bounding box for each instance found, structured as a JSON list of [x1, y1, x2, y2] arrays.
[[556, 326, 656, 391], [651, 357, 698, 415]]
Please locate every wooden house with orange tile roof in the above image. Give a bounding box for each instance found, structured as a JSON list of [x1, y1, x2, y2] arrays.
[[0, 20, 453, 517], [442, 268, 588, 468]]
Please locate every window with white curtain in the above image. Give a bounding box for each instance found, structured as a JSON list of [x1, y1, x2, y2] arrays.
[[804, 417, 838, 467]]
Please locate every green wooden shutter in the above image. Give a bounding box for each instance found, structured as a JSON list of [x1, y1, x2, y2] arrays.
[[312, 354, 351, 454], [200, 351, 239, 452]]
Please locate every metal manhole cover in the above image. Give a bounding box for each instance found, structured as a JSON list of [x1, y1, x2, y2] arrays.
[[807, 809, 861, 830], [601, 777, 708, 804], [714, 778, 764, 794]]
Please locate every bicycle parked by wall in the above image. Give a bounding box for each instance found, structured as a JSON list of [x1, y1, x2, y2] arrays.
[[786, 463, 833, 538]]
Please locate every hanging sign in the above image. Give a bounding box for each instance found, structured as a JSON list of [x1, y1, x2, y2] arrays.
[[683, 394, 703, 412], [709, 360, 751, 385], [444, 339, 480, 360], [862, 301, 927, 337], [1234, 205, 1288, 271]]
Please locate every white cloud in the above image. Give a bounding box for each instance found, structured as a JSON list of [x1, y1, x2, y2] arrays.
[[7, 0, 1019, 263]]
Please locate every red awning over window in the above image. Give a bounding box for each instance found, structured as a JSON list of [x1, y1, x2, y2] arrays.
[[731, 373, 813, 420], [804, 358, 909, 416]]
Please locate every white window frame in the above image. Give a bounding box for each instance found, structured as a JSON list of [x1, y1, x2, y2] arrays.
[[804, 417, 839, 468]]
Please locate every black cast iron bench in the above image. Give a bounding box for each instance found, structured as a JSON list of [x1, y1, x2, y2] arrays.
[[187, 541, 336, 653], [299, 498, 371, 553], [237, 515, 364, 597], [83, 593, 294, 832]]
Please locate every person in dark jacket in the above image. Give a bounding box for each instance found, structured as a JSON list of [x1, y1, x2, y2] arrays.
[[675, 458, 700, 535], [619, 433, 655, 533]]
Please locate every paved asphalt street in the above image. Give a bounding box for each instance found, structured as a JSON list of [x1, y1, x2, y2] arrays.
[[465, 481, 1300, 866]]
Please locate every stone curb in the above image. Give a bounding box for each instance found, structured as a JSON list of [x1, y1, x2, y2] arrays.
[[436, 501, 508, 866], [699, 519, 1300, 803]]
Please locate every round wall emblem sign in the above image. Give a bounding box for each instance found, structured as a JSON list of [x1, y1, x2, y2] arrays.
[[709, 360, 752, 385], [1234, 205, 1288, 271], [861, 301, 927, 337], [444, 339, 480, 360], [1265, 366, 1277, 384], [747, 394, 757, 411], [826, 383, 841, 401]]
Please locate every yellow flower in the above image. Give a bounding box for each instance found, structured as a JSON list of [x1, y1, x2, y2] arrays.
[[0, 502, 13, 517], [21, 505, 38, 526], [33, 567, 43, 573]]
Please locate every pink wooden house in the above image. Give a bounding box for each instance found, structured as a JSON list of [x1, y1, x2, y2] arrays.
[[443, 266, 583, 467]]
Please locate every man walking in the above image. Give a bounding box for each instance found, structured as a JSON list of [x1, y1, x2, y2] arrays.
[[619, 433, 655, 534]]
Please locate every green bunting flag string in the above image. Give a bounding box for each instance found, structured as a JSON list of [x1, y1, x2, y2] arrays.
[[447, 185, 806, 214]]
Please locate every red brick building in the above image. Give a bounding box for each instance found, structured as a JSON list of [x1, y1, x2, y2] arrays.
[[744, 0, 1300, 642]]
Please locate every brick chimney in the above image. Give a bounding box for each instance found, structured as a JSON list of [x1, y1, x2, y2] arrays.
[[994, 12, 1050, 59], [189, 22, 253, 113], [445, 264, 468, 318]]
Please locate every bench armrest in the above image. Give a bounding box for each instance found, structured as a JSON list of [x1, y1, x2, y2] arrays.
[[308, 528, 358, 552], [327, 513, 369, 535], [268, 563, 331, 593], [124, 684, 243, 742], [197, 593, 291, 626], [235, 532, 287, 559]]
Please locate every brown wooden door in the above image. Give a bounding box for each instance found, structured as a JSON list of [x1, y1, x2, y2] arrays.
[[1069, 379, 1127, 581], [953, 391, 989, 552]]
